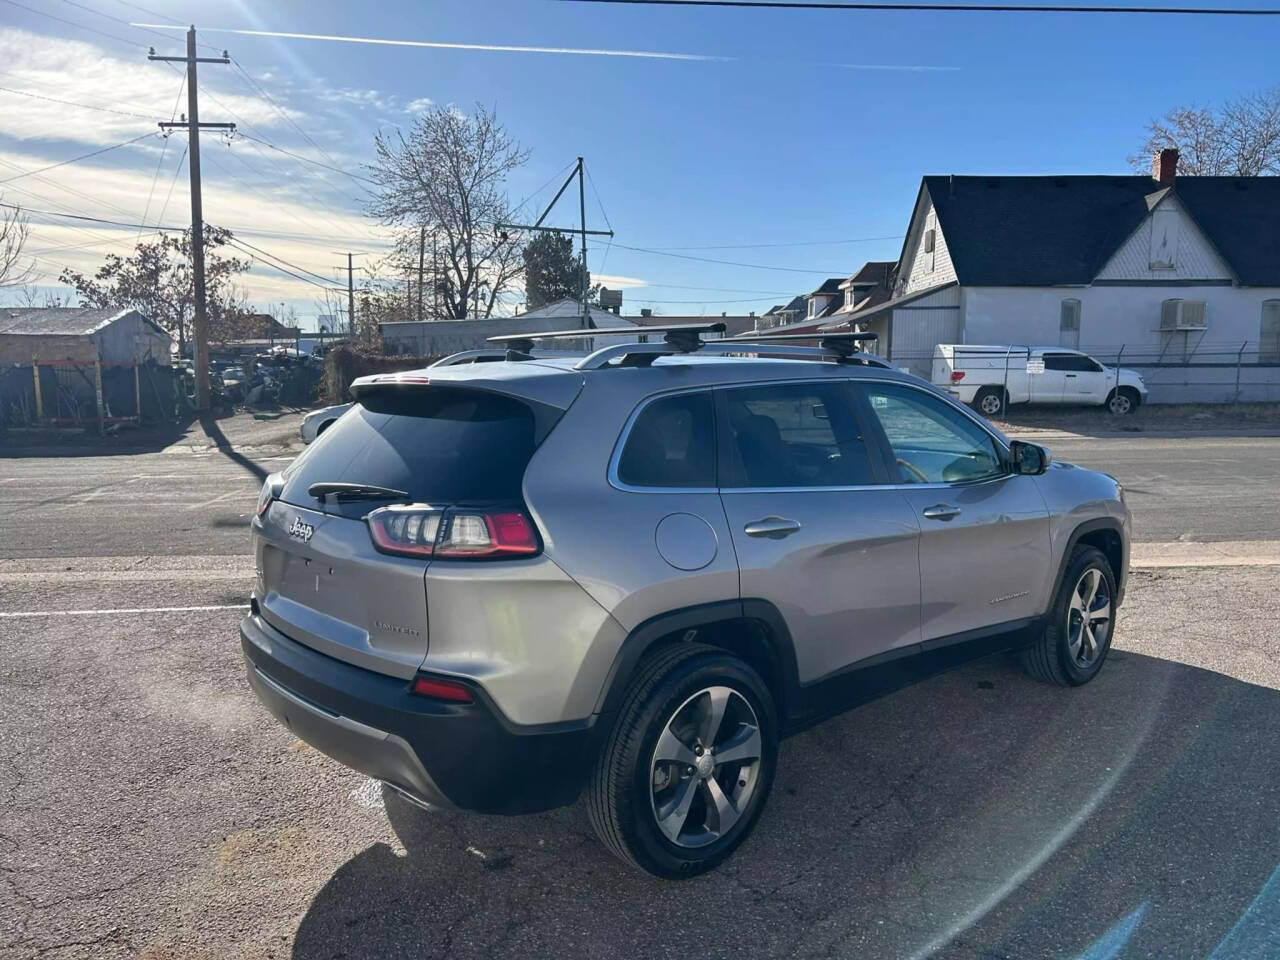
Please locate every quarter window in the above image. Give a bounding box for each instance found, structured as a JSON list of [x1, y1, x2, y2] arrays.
[[617, 392, 715, 488], [719, 382, 874, 488], [860, 383, 1003, 484], [1043, 352, 1102, 373]]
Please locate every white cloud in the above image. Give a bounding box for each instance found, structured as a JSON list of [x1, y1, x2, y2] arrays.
[[319, 87, 396, 111], [595, 273, 647, 289], [0, 28, 300, 147], [404, 97, 434, 114]]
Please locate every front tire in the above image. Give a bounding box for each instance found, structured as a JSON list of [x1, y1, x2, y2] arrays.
[[974, 387, 1006, 418], [588, 643, 778, 878], [1107, 387, 1139, 415], [1022, 546, 1116, 686]]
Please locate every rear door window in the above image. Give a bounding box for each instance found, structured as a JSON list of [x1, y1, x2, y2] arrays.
[[719, 382, 875, 488], [616, 391, 716, 488], [281, 388, 539, 517]]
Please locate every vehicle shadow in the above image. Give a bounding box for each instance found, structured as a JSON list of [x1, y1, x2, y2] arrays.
[[291, 650, 1280, 960]]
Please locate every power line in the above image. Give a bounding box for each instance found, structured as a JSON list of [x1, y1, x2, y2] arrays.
[[235, 132, 377, 187], [0, 0, 143, 49], [57, 0, 182, 44], [155, 142, 188, 226], [611, 242, 849, 273], [230, 59, 347, 174], [138, 75, 186, 238], [225, 237, 342, 292], [0, 201, 182, 231], [642, 234, 902, 250], [0, 133, 157, 185], [561, 0, 1280, 14], [0, 84, 156, 120], [226, 236, 339, 286]]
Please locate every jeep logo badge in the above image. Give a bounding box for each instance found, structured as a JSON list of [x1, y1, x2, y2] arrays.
[[288, 517, 314, 543]]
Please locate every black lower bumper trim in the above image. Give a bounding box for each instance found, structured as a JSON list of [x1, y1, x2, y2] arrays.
[[240, 614, 595, 815]]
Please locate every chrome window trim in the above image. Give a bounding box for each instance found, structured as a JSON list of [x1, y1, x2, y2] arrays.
[[606, 374, 1014, 495]]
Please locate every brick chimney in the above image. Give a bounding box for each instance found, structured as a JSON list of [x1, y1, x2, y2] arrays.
[[1153, 148, 1179, 186]]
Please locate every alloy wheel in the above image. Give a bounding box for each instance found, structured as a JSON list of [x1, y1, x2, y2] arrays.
[[1067, 567, 1112, 667], [649, 685, 763, 849], [1109, 393, 1132, 415], [979, 393, 1003, 416]]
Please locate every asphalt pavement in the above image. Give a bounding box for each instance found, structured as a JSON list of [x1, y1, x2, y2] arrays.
[[2, 419, 1278, 959]]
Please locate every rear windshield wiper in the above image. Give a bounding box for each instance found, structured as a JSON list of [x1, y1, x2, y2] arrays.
[[307, 481, 410, 502]]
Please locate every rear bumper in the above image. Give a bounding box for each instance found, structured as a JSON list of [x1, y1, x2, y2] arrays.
[[240, 613, 597, 814]]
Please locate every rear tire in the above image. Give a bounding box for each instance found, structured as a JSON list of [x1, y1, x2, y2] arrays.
[[1107, 387, 1139, 415], [588, 643, 778, 878], [974, 387, 1006, 418], [1022, 546, 1116, 686]]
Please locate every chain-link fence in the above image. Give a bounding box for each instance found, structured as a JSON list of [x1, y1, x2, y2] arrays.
[[881, 339, 1280, 404]]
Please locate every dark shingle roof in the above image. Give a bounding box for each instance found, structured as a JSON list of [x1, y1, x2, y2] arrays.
[[844, 261, 895, 286], [0, 307, 128, 336], [923, 175, 1280, 287], [807, 277, 845, 297]]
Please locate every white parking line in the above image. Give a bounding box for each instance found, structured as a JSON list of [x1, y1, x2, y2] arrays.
[[0, 604, 245, 618]]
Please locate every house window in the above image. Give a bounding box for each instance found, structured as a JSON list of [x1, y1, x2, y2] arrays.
[[1059, 298, 1081, 349], [1262, 300, 1280, 363], [808, 299, 818, 318], [923, 228, 936, 253]]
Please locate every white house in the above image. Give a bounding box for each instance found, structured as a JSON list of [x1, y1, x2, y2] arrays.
[[840, 151, 1280, 401]]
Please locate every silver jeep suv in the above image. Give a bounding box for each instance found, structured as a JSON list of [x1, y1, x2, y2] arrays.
[[241, 326, 1129, 878]]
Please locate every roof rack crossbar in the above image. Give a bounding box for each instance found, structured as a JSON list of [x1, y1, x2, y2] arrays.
[[488, 321, 726, 359]]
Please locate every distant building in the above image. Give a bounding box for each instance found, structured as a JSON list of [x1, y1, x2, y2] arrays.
[[242, 313, 301, 341], [0, 307, 171, 366], [380, 298, 639, 356], [843, 151, 1280, 396]]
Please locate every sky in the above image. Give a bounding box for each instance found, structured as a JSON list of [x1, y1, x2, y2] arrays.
[[0, 0, 1276, 328]]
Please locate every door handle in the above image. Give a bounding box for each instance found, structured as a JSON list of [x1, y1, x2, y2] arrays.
[[921, 504, 961, 521], [1065, 373, 1077, 378], [743, 516, 802, 539]]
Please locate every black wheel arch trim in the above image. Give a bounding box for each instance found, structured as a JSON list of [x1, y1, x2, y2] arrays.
[[1051, 517, 1127, 609], [594, 599, 802, 725]]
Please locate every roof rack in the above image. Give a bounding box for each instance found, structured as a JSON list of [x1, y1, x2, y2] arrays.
[[729, 330, 878, 358], [487, 322, 727, 359]]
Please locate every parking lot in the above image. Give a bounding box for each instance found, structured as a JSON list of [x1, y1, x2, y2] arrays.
[[2, 418, 1279, 960]]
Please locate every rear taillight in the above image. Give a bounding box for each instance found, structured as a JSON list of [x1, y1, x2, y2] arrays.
[[950, 371, 966, 382], [256, 472, 284, 517], [410, 674, 474, 703], [367, 505, 539, 559]]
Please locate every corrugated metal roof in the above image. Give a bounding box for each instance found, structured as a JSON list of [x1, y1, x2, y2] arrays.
[[0, 307, 130, 337]]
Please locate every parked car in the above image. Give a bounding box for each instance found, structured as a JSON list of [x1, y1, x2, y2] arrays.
[[932, 344, 1148, 416], [242, 332, 1129, 877], [299, 402, 352, 443]]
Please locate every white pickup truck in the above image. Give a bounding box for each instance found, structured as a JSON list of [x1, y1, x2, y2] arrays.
[[933, 345, 1148, 416]]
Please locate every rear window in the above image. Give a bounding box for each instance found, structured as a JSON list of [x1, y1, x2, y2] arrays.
[[282, 388, 538, 517]]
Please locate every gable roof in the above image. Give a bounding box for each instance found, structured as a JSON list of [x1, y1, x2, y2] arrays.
[[921, 175, 1280, 287], [841, 261, 895, 288], [0, 307, 134, 337], [807, 277, 845, 297]]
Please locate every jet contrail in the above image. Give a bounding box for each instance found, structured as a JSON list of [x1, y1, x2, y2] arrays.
[[131, 23, 957, 69], [131, 24, 729, 61]]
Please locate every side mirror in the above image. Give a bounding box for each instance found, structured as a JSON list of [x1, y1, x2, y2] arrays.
[[1010, 440, 1051, 475]]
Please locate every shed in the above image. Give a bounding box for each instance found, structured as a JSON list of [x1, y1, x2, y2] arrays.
[[0, 308, 172, 367]]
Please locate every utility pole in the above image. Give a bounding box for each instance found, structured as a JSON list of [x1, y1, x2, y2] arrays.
[[496, 156, 612, 329], [577, 157, 588, 327], [417, 226, 426, 323], [150, 28, 234, 412], [346, 253, 355, 337], [431, 235, 439, 319]]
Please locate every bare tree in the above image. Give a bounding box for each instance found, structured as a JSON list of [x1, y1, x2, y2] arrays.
[[0, 199, 33, 290], [367, 104, 527, 319], [1132, 87, 1280, 176]]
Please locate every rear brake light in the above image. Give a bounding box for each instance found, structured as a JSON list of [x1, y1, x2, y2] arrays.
[[256, 472, 283, 517], [367, 505, 539, 559], [437, 510, 538, 557], [950, 371, 966, 382], [410, 674, 473, 703]]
